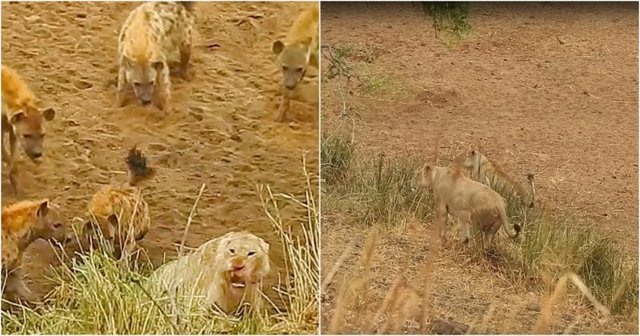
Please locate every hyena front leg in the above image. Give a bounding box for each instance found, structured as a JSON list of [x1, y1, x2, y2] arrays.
[[115, 66, 128, 108], [153, 62, 171, 117], [8, 130, 19, 195], [275, 91, 292, 122], [1, 131, 12, 165], [4, 269, 37, 305], [178, 40, 192, 80]]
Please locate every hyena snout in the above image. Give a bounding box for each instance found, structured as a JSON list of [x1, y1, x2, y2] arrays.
[[133, 83, 155, 105], [22, 137, 44, 161], [282, 67, 306, 91]]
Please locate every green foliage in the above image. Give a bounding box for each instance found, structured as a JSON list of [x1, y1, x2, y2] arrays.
[[420, 2, 472, 39]]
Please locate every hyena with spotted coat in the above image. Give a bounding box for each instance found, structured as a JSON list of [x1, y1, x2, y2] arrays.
[[1, 199, 72, 306], [83, 146, 155, 260], [116, 1, 194, 114], [1, 65, 56, 194], [272, 5, 319, 122]]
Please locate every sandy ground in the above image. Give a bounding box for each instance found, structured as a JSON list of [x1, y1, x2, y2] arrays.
[[321, 2, 638, 334], [1, 1, 319, 306]]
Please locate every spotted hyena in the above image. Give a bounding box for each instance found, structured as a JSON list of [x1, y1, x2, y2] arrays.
[[272, 5, 319, 122], [1, 65, 56, 194], [115, 1, 194, 115], [1, 199, 72, 306]]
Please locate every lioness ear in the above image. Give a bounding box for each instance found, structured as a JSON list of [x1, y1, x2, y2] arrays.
[[41, 107, 56, 121], [470, 150, 476, 156], [260, 239, 270, 254], [272, 40, 285, 55], [36, 200, 50, 218], [9, 111, 25, 124]]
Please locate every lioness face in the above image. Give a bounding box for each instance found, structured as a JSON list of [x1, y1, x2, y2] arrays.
[[419, 164, 435, 188], [218, 232, 271, 292], [461, 150, 477, 169]]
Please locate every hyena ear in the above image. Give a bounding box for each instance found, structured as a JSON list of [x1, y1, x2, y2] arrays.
[[83, 220, 94, 232], [272, 40, 285, 55], [308, 50, 319, 68], [122, 56, 134, 68], [41, 107, 56, 121], [107, 214, 119, 227], [9, 111, 25, 124], [152, 61, 164, 71], [301, 37, 313, 48], [36, 200, 50, 218]]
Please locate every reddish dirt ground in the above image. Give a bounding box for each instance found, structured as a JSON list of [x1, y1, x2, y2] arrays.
[[321, 2, 637, 334], [1, 1, 318, 306]]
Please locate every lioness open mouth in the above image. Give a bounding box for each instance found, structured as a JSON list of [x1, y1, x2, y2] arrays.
[[230, 274, 247, 289], [231, 282, 246, 288], [229, 273, 259, 289]]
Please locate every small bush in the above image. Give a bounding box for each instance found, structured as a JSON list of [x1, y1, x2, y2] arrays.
[[321, 129, 355, 185], [420, 2, 472, 39], [322, 134, 430, 227]]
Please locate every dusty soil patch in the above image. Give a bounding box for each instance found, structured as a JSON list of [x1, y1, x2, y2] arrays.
[[1, 1, 318, 306], [321, 2, 637, 334]]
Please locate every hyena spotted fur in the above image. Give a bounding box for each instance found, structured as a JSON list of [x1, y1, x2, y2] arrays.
[[1, 199, 72, 307], [116, 1, 194, 114], [82, 146, 155, 260], [1, 65, 56, 194]]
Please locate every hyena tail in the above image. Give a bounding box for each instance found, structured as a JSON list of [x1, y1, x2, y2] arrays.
[[499, 205, 520, 239], [178, 1, 195, 12], [126, 145, 155, 186]]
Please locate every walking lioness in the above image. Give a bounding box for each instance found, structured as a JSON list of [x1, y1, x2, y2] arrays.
[[457, 149, 535, 209], [418, 164, 520, 248]]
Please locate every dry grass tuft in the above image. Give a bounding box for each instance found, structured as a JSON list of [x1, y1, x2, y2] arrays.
[[321, 128, 638, 333], [2, 160, 319, 335]]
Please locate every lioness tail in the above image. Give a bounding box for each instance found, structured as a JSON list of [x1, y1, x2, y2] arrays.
[[499, 205, 520, 238]]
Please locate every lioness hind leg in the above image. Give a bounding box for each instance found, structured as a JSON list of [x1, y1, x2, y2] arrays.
[[482, 231, 495, 250], [458, 211, 471, 244]]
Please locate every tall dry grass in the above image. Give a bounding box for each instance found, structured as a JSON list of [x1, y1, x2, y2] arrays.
[[1, 161, 319, 335], [321, 128, 638, 332]]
